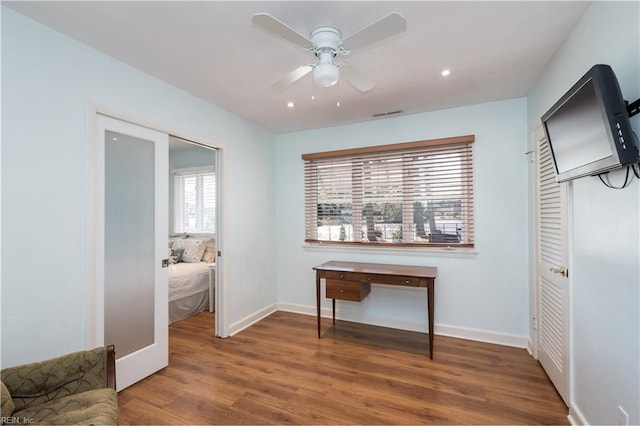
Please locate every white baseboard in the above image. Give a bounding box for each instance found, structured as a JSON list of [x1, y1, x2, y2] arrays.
[[228, 303, 278, 336], [277, 302, 333, 318], [435, 323, 528, 348], [277, 302, 528, 348], [526, 338, 535, 357], [568, 402, 588, 425]]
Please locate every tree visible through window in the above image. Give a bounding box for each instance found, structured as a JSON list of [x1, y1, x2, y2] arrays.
[[303, 135, 474, 247], [173, 167, 215, 233]]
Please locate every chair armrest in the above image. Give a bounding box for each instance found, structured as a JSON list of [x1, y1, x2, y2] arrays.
[[1, 347, 111, 412]]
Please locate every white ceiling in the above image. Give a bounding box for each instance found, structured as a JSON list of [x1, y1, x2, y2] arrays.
[[5, 1, 591, 134]]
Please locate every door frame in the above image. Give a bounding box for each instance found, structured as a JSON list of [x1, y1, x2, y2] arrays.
[[85, 103, 230, 350], [213, 148, 229, 337]]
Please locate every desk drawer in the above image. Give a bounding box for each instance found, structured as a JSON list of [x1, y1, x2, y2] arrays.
[[324, 270, 419, 287], [326, 280, 371, 302], [377, 275, 420, 287], [324, 270, 368, 282]]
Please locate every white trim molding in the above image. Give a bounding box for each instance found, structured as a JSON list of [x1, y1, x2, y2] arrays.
[[568, 402, 588, 425], [526, 338, 535, 357], [277, 302, 528, 348], [228, 303, 278, 337]]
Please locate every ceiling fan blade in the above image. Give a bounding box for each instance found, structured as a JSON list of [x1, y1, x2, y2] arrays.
[[342, 13, 407, 51], [252, 13, 312, 49], [271, 65, 313, 91], [341, 66, 375, 92]]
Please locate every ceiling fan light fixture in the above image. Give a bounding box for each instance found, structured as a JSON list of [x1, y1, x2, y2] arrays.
[[253, 13, 407, 93], [313, 62, 340, 87]]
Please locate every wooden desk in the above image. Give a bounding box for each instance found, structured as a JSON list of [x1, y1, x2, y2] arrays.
[[313, 261, 437, 359]]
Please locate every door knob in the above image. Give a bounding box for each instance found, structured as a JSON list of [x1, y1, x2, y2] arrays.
[[550, 266, 568, 277]]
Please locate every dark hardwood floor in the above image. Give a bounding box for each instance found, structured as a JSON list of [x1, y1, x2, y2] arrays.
[[118, 311, 568, 425]]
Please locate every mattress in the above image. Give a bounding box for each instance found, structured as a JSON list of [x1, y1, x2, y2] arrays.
[[168, 261, 213, 324], [168, 262, 211, 302]]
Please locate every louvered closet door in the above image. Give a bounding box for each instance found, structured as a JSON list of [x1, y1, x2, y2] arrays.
[[535, 128, 569, 405]]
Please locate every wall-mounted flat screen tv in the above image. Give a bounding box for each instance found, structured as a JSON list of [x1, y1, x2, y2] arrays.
[[541, 64, 638, 183]]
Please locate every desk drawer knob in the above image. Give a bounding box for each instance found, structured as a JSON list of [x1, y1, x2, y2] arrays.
[[367, 277, 371, 281], [405, 280, 410, 284], [340, 289, 345, 293], [339, 274, 344, 279]]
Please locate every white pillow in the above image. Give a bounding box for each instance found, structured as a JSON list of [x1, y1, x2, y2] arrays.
[[201, 238, 216, 263], [168, 234, 186, 248], [173, 238, 206, 263]]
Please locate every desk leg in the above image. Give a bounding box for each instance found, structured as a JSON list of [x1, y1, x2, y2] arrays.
[[428, 280, 435, 359], [332, 299, 336, 324], [316, 272, 321, 338]]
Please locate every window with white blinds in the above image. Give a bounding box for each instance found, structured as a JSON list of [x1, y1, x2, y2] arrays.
[[303, 135, 475, 247], [173, 167, 216, 233]]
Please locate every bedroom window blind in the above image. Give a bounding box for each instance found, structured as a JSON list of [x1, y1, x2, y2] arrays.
[[302, 135, 475, 247], [173, 167, 216, 233]]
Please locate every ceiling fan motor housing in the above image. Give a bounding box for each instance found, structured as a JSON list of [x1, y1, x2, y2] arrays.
[[310, 26, 342, 56]]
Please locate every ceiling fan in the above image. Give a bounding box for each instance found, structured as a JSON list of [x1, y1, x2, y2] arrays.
[[251, 12, 407, 93]]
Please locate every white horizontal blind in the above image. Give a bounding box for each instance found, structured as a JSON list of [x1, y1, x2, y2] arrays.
[[173, 168, 215, 233], [303, 136, 474, 246]]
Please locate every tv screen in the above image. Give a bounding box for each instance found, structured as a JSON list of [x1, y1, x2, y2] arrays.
[[541, 64, 638, 183]]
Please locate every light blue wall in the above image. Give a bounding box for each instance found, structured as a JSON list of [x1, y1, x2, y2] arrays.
[[275, 98, 530, 342], [527, 1, 640, 424], [1, 8, 277, 367], [170, 146, 216, 170]]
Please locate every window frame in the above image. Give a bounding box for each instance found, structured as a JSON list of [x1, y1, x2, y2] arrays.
[[172, 165, 216, 234], [302, 135, 475, 248]]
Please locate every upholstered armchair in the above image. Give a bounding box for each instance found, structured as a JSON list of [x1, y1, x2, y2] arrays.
[[1, 346, 117, 425]]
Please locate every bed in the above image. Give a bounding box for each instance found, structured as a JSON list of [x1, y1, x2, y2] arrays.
[[168, 235, 215, 324]]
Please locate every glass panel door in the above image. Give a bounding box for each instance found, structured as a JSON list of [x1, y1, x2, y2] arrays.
[[96, 115, 168, 391], [105, 130, 155, 358]]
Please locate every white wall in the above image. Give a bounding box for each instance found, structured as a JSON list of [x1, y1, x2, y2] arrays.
[[1, 8, 277, 367], [275, 98, 530, 345], [527, 2, 640, 424]]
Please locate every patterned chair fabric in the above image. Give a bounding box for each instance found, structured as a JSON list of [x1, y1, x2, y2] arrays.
[[1, 347, 117, 425]]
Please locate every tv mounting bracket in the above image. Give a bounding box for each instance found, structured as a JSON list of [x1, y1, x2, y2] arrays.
[[626, 98, 640, 118]]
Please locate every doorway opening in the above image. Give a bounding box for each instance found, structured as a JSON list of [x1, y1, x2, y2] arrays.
[[167, 137, 219, 329]]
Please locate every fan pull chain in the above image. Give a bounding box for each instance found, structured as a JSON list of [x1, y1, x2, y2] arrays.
[[311, 73, 315, 101]]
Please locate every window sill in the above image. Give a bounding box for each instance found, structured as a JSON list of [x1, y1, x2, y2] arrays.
[[302, 242, 478, 257]]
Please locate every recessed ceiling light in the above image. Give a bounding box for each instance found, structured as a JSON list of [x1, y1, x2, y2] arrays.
[[112, 137, 118, 141], [287, 101, 295, 108], [441, 69, 451, 77]]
